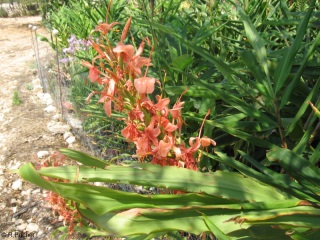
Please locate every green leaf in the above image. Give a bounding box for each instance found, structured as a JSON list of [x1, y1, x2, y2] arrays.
[[171, 54, 193, 70], [59, 148, 109, 168], [267, 147, 320, 197], [239, 50, 269, 97], [286, 79, 320, 135], [37, 161, 286, 203], [273, 0, 317, 94], [237, 7, 274, 98], [204, 150, 317, 201], [202, 214, 232, 240]]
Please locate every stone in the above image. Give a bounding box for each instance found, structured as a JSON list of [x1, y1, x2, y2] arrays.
[[52, 113, 61, 121], [12, 206, 17, 213], [46, 97, 53, 105], [21, 189, 32, 196], [44, 105, 56, 113], [8, 161, 21, 170], [32, 85, 42, 94], [37, 151, 50, 159], [47, 121, 70, 134], [16, 223, 28, 231], [36, 92, 44, 101], [15, 219, 24, 225], [63, 131, 73, 140], [66, 136, 76, 145], [26, 223, 39, 232], [32, 188, 41, 194], [12, 179, 22, 190]]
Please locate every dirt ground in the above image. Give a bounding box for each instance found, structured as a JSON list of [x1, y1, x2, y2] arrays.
[[0, 16, 87, 238]]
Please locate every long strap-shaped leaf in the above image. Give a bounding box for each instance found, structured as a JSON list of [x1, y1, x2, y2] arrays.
[[273, 0, 317, 94], [237, 7, 274, 99], [37, 152, 287, 202], [267, 147, 320, 195]]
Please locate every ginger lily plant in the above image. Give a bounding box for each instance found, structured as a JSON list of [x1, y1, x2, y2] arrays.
[[82, 17, 216, 170]]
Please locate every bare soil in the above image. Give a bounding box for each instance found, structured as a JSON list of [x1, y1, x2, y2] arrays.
[[0, 16, 86, 239]]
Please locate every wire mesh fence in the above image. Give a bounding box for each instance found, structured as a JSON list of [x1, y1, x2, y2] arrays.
[[30, 26, 133, 161]]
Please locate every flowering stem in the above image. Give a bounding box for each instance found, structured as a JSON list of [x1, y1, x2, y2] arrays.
[[54, 36, 64, 120]]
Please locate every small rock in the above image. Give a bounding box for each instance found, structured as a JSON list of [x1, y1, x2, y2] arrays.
[[63, 131, 73, 140], [0, 203, 5, 210], [26, 223, 39, 232], [46, 97, 53, 105], [32, 85, 42, 94], [9, 161, 21, 170], [43, 93, 52, 102], [21, 189, 32, 196], [44, 105, 56, 113], [11, 198, 17, 205], [16, 223, 28, 231], [32, 77, 41, 85], [52, 113, 61, 121], [32, 188, 41, 194], [15, 219, 24, 225], [12, 206, 17, 213], [12, 179, 22, 190], [66, 136, 76, 145], [36, 92, 44, 100], [37, 151, 50, 159], [47, 121, 70, 134]]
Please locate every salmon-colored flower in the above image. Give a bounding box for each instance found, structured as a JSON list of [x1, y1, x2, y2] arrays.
[[134, 136, 152, 159], [153, 140, 172, 158], [142, 96, 170, 116], [161, 118, 178, 133], [82, 61, 102, 84], [95, 22, 120, 35], [200, 136, 217, 147], [145, 117, 161, 145], [113, 41, 152, 76], [134, 77, 155, 94], [121, 122, 140, 141]]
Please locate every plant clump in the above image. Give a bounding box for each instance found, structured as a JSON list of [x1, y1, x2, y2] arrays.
[[82, 17, 216, 170]]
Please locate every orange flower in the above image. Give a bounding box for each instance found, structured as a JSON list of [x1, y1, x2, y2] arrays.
[[145, 117, 161, 145], [142, 96, 170, 116], [200, 136, 217, 147], [161, 118, 178, 133], [134, 77, 155, 94], [113, 41, 152, 76], [121, 122, 140, 141], [95, 21, 120, 35], [82, 61, 102, 84], [134, 136, 152, 159], [153, 140, 172, 158]]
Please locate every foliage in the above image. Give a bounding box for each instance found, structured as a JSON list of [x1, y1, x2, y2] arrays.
[[12, 90, 22, 106], [19, 148, 320, 239], [0, 6, 8, 17], [17, 0, 320, 238]]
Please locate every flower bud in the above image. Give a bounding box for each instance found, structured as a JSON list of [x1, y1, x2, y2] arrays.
[[28, 24, 33, 29], [32, 26, 37, 31], [52, 29, 59, 36]]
